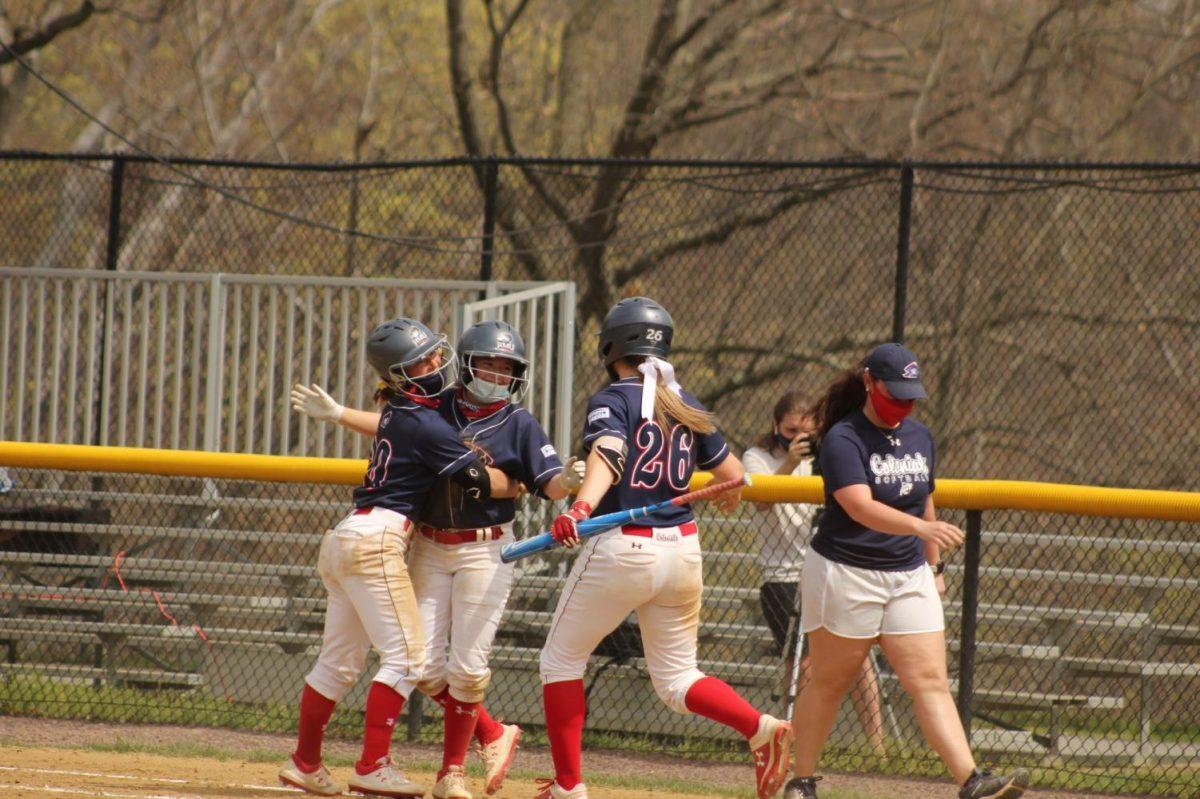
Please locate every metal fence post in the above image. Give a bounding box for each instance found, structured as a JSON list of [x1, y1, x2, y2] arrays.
[[94, 156, 126, 447], [203, 273, 225, 452], [892, 163, 914, 343], [957, 509, 983, 739], [406, 691, 424, 742], [480, 157, 498, 285]]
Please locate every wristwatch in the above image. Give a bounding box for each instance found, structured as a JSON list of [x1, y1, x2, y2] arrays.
[[932, 561, 946, 576]]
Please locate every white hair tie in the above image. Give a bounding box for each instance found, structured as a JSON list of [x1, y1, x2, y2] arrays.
[[637, 356, 682, 421]]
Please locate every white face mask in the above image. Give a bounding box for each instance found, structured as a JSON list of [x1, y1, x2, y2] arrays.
[[466, 374, 512, 403]]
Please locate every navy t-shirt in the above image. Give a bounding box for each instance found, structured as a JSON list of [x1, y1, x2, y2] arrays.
[[419, 390, 564, 529], [352, 400, 478, 518], [583, 377, 729, 527], [811, 410, 936, 571]]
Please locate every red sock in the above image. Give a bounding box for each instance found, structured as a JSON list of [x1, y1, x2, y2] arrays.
[[294, 684, 336, 772], [473, 703, 505, 745], [543, 680, 586, 790], [684, 676, 762, 739], [357, 681, 405, 774], [441, 695, 480, 776], [430, 686, 452, 709], [431, 686, 504, 746]]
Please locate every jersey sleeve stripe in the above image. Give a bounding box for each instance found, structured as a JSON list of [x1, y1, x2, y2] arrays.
[[696, 442, 729, 469], [437, 450, 476, 475], [533, 465, 563, 484], [583, 428, 626, 443]]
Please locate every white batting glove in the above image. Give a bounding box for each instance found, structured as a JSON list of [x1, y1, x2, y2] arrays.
[[559, 456, 585, 492], [291, 383, 344, 422]]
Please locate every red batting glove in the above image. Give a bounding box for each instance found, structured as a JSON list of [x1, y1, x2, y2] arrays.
[[551, 500, 592, 549]]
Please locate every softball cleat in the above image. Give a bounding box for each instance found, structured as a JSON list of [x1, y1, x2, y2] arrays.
[[432, 764, 471, 799], [476, 723, 521, 795], [532, 778, 587, 799], [348, 757, 425, 798], [279, 757, 344, 796], [749, 714, 793, 799], [958, 767, 1030, 799]]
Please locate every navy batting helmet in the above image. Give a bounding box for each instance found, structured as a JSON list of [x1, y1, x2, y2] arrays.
[[598, 297, 674, 367], [366, 317, 455, 396], [459, 320, 529, 403]]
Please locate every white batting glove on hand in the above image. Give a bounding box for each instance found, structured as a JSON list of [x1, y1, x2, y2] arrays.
[[291, 383, 344, 422], [559, 456, 585, 492]]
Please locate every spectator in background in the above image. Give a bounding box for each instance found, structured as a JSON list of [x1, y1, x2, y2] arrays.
[[742, 392, 886, 761]]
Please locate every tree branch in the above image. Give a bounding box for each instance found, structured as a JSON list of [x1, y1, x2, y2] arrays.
[[0, 1, 103, 65], [614, 172, 880, 285]]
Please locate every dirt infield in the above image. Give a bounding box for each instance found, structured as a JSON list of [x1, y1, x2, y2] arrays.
[[0, 717, 1122, 799]]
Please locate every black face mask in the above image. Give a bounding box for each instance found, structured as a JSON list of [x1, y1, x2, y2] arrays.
[[773, 427, 793, 451]]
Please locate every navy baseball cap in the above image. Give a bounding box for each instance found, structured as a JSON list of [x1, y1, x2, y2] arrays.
[[865, 342, 927, 400]]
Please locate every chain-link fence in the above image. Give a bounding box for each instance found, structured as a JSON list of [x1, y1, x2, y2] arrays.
[[2, 155, 1199, 795]]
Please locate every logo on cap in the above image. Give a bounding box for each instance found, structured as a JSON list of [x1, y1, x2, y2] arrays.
[[902, 361, 919, 379], [495, 332, 515, 352], [409, 327, 429, 345]]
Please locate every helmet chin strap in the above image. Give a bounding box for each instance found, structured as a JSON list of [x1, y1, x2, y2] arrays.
[[636, 356, 682, 420]]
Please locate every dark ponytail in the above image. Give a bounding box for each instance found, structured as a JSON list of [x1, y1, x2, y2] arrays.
[[809, 361, 867, 445]]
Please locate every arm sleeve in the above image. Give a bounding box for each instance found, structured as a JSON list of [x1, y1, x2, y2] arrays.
[[582, 391, 628, 451], [519, 412, 564, 497], [417, 416, 477, 475], [819, 430, 869, 493]]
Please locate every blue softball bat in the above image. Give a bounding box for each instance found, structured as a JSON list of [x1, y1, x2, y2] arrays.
[[499, 475, 747, 563]]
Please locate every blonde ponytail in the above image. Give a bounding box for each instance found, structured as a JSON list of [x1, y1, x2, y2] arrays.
[[653, 378, 717, 435]]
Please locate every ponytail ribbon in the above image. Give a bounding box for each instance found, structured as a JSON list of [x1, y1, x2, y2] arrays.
[[636, 356, 682, 421]]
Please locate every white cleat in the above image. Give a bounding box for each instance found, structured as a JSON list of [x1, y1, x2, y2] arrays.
[[347, 757, 425, 798], [432, 764, 472, 799], [532, 778, 588, 799], [475, 723, 521, 795], [279, 757, 344, 796]]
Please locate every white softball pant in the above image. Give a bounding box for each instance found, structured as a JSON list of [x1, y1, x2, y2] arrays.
[[539, 524, 707, 714], [409, 525, 514, 704], [305, 508, 426, 702]]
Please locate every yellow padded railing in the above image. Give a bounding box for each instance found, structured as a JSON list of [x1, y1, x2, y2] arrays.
[[3, 441, 1200, 523]]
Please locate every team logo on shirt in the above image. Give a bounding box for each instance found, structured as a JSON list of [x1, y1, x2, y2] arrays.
[[903, 361, 919, 378], [541, 444, 557, 458], [869, 452, 929, 485], [587, 407, 611, 423]]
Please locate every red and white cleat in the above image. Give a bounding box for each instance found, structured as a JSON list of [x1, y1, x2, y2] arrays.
[[532, 778, 588, 799], [475, 723, 521, 795], [279, 757, 344, 796], [347, 757, 425, 798], [749, 714, 793, 799]]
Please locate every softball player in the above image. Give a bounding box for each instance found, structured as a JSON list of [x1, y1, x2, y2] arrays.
[[279, 318, 519, 799], [784, 343, 1027, 799], [536, 297, 792, 799], [291, 320, 584, 799]]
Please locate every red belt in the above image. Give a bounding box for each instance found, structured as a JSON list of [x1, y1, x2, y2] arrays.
[[621, 520, 698, 538], [416, 523, 504, 545]]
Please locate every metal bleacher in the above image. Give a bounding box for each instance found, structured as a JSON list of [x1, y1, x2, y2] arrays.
[[2, 478, 1198, 763]]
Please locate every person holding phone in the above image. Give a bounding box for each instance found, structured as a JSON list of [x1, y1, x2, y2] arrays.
[[742, 392, 886, 760]]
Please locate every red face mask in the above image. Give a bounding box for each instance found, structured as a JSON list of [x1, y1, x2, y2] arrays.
[[869, 386, 915, 427]]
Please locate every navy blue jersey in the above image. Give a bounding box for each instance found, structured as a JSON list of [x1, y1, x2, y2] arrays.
[[811, 410, 936, 571], [352, 400, 478, 517], [419, 389, 564, 529], [583, 377, 729, 527]]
